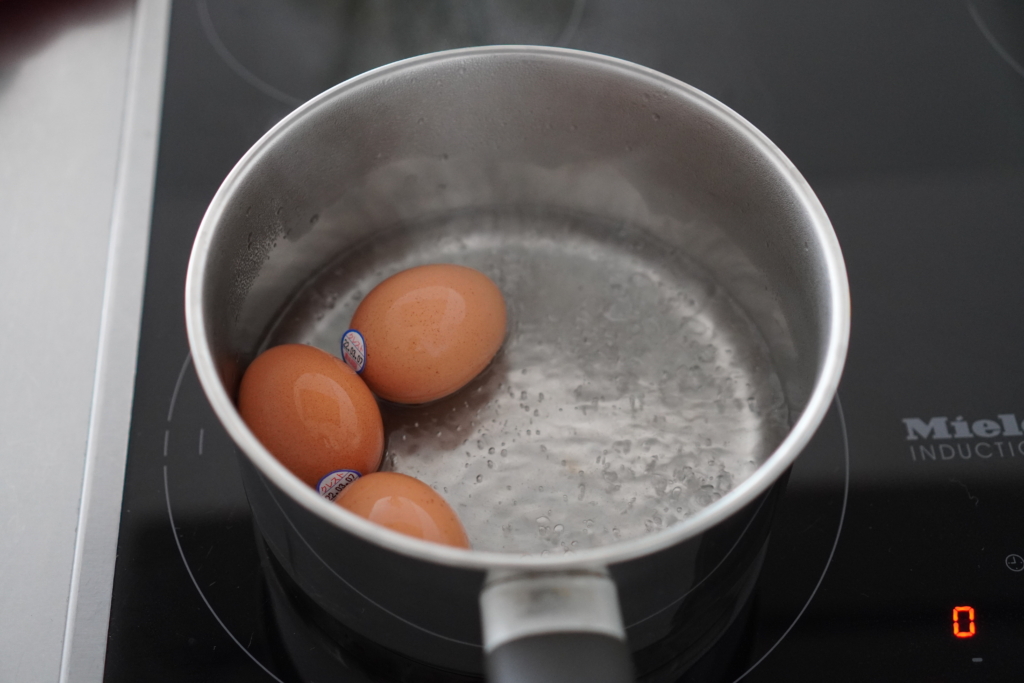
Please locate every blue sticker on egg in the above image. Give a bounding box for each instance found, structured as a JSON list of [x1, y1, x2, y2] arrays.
[[341, 329, 366, 373], [318, 469, 361, 501]]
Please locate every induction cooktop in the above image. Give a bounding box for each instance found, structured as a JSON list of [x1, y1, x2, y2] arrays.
[[100, 1, 1024, 680]]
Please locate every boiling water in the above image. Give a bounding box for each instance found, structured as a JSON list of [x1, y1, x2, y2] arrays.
[[269, 210, 789, 554]]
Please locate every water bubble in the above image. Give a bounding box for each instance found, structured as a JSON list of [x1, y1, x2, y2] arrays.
[[488, 447, 495, 455], [487, 460, 494, 469], [553, 524, 564, 533], [476, 475, 483, 483], [500, 449, 508, 457]]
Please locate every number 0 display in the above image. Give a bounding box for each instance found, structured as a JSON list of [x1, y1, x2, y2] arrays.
[[952, 606, 976, 638]]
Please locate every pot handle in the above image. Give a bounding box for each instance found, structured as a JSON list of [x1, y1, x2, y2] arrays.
[[480, 570, 634, 683]]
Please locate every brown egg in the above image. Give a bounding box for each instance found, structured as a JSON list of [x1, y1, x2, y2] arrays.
[[334, 472, 470, 548], [237, 344, 384, 492], [345, 264, 506, 404]]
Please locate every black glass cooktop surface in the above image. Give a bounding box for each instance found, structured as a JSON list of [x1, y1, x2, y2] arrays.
[[103, 1, 1024, 681]]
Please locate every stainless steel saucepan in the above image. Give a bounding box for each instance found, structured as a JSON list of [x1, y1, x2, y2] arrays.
[[185, 46, 849, 682]]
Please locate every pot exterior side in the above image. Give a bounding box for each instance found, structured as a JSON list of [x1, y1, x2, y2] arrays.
[[240, 450, 785, 676]]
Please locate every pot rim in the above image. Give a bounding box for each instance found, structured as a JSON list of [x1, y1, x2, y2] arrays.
[[185, 45, 850, 572]]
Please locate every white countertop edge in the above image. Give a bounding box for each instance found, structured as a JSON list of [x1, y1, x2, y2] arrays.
[[58, 2, 171, 681]]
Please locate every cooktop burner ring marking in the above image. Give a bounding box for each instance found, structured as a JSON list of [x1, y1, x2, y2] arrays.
[[625, 490, 772, 630], [163, 347, 477, 647], [167, 352, 191, 422], [256, 467, 482, 648], [163, 464, 286, 683], [967, 0, 1024, 79], [195, 0, 591, 111], [195, 0, 304, 107], [161, 348, 848, 669], [729, 394, 851, 682]]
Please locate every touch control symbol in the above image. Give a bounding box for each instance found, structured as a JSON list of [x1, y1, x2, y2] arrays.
[[1006, 553, 1024, 572]]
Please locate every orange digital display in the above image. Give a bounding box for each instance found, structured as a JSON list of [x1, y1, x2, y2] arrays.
[[952, 606, 976, 638]]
